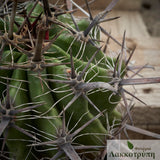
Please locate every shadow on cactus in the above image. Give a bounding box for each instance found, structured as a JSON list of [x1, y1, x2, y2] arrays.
[[0, 0, 160, 159]]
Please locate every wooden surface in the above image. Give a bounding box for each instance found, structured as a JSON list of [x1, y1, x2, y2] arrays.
[[99, 10, 160, 134], [100, 10, 150, 38], [91, 10, 160, 108]]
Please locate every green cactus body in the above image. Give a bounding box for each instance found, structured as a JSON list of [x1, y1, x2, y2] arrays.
[[0, 16, 24, 33], [5, 54, 34, 160], [45, 44, 125, 128], [27, 69, 62, 158], [0, 51, 22, 98], [47, 44, 122, 116], [47, 57, 107, 146]]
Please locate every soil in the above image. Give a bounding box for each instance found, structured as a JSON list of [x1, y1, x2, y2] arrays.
[[140, 0, 160, 37]]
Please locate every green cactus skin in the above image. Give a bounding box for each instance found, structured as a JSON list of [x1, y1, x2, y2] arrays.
[[27, 69, 62, 158], [46, 44, 123, 125], [0, 51, 22, 98], [47, 57, 107, 147], [5, 54, 34, 160]]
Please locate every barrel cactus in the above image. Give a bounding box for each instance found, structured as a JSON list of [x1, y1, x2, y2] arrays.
[[0, 0, 160, 159]]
